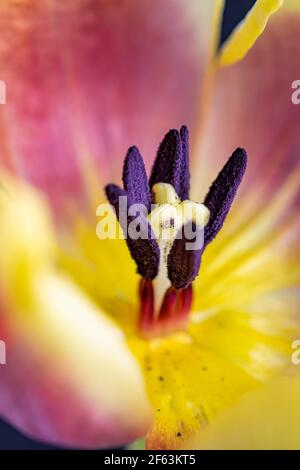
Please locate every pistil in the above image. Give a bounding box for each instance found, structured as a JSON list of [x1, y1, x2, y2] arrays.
[[139, 182, 209, 337]]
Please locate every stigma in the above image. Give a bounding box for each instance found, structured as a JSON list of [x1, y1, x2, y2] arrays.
[[105, 126, 247, 338]]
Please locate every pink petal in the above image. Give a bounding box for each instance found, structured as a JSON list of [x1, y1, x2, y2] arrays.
[[0, 0, 218, 214]]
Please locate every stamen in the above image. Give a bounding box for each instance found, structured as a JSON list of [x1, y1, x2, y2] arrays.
[[105, 126, 247, 338], [149, 126, 190, 200], [105, 183, 160, 280], [122, 146, 151, 211], [168, 222, 204, 289], [203, 148, 247, 246], [179, 125, 190, 200]]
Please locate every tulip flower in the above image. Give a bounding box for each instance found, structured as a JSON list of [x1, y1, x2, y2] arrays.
[[0, 0, 299, 450]]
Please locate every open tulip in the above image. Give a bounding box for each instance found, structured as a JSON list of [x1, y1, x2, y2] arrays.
[[0, 0, 299, 450]]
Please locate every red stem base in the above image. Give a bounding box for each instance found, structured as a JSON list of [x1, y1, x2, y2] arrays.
[[138, 279, 192, 338]]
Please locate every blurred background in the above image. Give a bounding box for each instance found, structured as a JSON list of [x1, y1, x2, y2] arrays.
[[0, 0, 256, 450]]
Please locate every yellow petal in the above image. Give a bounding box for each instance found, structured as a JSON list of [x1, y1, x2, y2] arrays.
[[139, 331, 257, 449], [186, 376, 300, 449], [60, 217, 139, 335], [284, 0, 300, 10], [0, 173, 152, 447], [130, 300, 295, 449], [219, 0, 283, 66], [0, 172, 55, 280]]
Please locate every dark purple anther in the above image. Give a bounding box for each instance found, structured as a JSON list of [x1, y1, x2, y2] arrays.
[[105, 182, 160, 280], [167, 148, 247, 290], [149, 125, 190, 200], [179, 125, 190, 200], [105, 183, 126, 219], [204, 148, 247, 247], [123, 146, 151, 212], [126, 220, 160, 280], [167, 222, 203, 289]]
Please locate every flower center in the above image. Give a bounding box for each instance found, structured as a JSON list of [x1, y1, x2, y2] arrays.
[[105, 126, 247, 339]]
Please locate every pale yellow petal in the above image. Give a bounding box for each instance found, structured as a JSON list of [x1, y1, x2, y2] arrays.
[[0, 174, 152, 447], [284, 0, 300, 10], [186, 376, 300, 449]]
